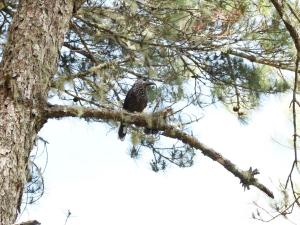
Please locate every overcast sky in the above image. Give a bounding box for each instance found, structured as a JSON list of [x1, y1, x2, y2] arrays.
[[17, 93, 300, 225]]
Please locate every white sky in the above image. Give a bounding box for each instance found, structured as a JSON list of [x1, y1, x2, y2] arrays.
[[17, 93, 300, 225]]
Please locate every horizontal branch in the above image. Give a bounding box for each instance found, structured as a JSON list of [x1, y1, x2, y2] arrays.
[[15, 220, 40, 225], [227, 49, 295, 72], [44, 104, 274, 198]]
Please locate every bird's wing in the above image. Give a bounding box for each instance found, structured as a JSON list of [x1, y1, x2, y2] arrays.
[[123, 88, 136, 111]]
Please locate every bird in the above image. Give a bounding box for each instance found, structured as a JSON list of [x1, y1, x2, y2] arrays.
[[118, 79, 155, 140]]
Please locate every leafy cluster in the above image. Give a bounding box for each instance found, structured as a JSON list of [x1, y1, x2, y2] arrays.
[[0, 0, 295, 170], [48, 0, 294, 169]]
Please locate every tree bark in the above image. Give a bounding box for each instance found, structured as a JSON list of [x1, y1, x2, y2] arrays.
[[0, 1, 76, 224]]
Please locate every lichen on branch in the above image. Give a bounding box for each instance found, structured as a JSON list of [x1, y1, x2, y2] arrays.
[[44, 104, 274, 199]]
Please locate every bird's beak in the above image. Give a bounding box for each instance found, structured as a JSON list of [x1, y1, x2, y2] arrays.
[[145, 81, 156, 86]]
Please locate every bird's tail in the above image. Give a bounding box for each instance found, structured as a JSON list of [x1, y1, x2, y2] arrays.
[[118, 123, 127, 141]]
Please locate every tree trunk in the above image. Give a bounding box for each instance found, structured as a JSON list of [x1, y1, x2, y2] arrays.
[[0, 1, 76, 224]]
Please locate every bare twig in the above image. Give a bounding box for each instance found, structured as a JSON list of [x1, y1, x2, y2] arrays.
[[270, 0, 300, 187], [253, 197, 300, 224], [64, 210, 72, 225]]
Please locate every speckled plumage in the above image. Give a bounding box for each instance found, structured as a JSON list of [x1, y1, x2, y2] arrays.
[[118, 79, 155, 140]]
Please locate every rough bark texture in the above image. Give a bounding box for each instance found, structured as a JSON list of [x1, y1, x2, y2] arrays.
[[0, 1, 76, 224]]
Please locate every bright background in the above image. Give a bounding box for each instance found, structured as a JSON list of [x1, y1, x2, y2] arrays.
[[17, 93, 300, 225]]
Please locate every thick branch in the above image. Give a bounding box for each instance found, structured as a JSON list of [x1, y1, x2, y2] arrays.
[[44, 104, 274, 198], [270, 0, 300, 52], [15, 220, 40, 225]]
